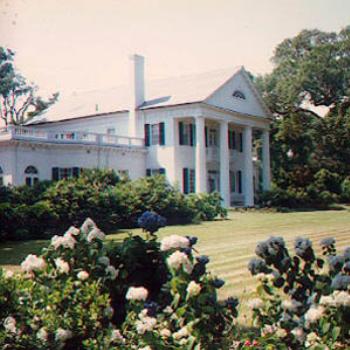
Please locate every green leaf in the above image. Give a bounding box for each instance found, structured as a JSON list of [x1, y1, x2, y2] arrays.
[[332, 326, 340, 341]]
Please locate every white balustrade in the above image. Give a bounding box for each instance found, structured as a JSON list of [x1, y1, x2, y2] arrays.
[[0, 126, 145, 148]]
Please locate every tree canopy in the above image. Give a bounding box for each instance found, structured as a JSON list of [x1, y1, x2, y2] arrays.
[[256, 26, 350, 207], [0, 47, 58, 126]]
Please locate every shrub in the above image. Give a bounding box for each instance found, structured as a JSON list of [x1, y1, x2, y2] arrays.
[[0, 214, 238, 349], [341, 177, 350, 202], [246, 236, 350, 349]]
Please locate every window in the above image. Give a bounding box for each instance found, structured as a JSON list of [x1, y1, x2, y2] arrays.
[[146, 168, 166, 176], [107, 128, 115, 135], [183, 168, 195, 194], [52, 167, 82, 181], [237, 170, 242, 194], [179, 122, 195, 146], [145, 123, 165, 146], [228, 130, 236, 150], [232, 90, 246, 100], [208, 128, 218, 147], [0, 166, 3, 186], [239, 132, 243, 152], [230, 171, 236, 192], [24, 166, 39, 186]]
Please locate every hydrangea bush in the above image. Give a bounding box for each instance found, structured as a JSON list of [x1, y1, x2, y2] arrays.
[[0, 212, 238, 350], [245, 236, 350, 350]]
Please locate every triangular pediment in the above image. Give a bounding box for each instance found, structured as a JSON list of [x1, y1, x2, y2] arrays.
[[204, 68, 269, 118]]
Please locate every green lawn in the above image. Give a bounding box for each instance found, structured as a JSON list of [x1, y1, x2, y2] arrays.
[[1, 208, 350, 301]]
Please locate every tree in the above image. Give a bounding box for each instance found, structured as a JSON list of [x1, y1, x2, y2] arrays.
[[256, 26, 350, 204], [0, 47, 58, 126]]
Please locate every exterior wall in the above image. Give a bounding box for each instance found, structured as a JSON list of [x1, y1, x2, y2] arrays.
[[206, 71, 267, 118], [34, 112, 130, 137], [0, 141, 146, 186]]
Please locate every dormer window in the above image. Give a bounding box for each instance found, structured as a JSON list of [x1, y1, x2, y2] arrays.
[[232, 90, 246, 100]]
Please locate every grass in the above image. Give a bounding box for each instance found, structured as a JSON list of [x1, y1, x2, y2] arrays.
[[1, 208, 350, 301]]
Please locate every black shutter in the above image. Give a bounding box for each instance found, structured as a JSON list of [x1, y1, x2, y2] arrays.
[[233, 131, 236, 150], [228, 130, 232, 149], [189, 123, 194, 146], [146, 169, 152, 177], [144, 124, 150, 146], [52, 167, 59, 181], [179, 122, 184, 145], [239, 132, 243, 152], [159, 122, 165, 145], [183, 168, 189, 194], [205, 126, 208, 147], [73, 167, 80, 178], [238, 170, 242, 194], [159, 168, 166, 175]]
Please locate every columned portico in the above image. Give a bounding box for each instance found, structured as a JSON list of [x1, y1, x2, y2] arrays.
[[195, 116, 207, 193], [243, 126, 254, 206], [262, 129, 271, 191], [219, 120, 230, 207]]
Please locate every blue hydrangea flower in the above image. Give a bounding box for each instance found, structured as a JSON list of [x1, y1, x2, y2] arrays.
[[295, 237, 313, 260], [137, 211, 166, 234], [248, 258, 268, 275], [331, 274, 350, 290], [328, 255, 345, 272], [186, 236, 198, 246], [144, 301, 158, 317], [212, 278, 225, 288], [225, 297, 239, 308], [196, 255, 210, 265], [343, 247, 350, 260], [320, 237, 335, 248]]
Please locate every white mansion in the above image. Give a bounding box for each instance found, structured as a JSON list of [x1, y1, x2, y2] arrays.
[[0, 55, 271, 207]]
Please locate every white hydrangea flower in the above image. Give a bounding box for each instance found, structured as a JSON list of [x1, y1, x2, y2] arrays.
[[4, 270, 14, 278], [51, 233, 76, 250], [135, 316, 157, 334], [139, 346, 152, 350], [55, 258, 70, 274], [98, 256, 110, 266], [167, 251, 193, 273], [87, 228, 105, 242], [173, 326, 189, 340], [77, 271, 89, 280], [37, 327, 48, 342], [55, 328, 73, 342], [160, 235, 190, 251], [126, 286, 148, 301], [21, 254, 47, 273], [3, 316, 16, 333], [333, 291, 350, 306], [248, 298, 264, 310], [105, 265, 118, 280], [110, 329, 124, 342], [319, 295, 336, 307], [305, 332, 319, 347], [65, 226, 80, 236], [262, 324, 276, 336], [81, 218, 97, 234], [276, 328, 287, 338], [186, 281, 201, 298], [160, 328, 171, 338], [163, 306, 173, 314], [282, 299, 301, 312], [291, 327, 305, 343], [305, 305, 324, 324]]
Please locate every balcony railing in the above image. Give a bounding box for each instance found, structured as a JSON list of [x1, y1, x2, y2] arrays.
[[0, 126, 145, 148]]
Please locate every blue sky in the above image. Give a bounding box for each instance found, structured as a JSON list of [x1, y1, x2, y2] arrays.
[[0, 0, 349, 96]]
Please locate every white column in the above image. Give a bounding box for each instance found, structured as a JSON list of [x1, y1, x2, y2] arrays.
[[195, 116, 207, 193], [262, 129, 271, 191], [243, 126, 254, 206], [220, 120, 230, 207]]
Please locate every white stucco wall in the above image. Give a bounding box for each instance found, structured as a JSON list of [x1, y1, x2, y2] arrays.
[[0, 142, 146, 186]]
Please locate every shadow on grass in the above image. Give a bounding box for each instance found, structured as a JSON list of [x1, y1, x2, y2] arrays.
[[0, 239, 49, 268]]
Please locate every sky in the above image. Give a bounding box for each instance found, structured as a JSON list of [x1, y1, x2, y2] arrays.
[[0, 0, 349, 98]]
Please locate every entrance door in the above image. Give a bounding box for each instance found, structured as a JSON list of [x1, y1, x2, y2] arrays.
[[208, 171, 220, 193]]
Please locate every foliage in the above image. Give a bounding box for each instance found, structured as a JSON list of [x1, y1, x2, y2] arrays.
[[0, 214, 238, 350], [255, 26, 350, 207], [0, 47, 58, 125], [0, 170, 226, 241], [247, 236, 350, 349]]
